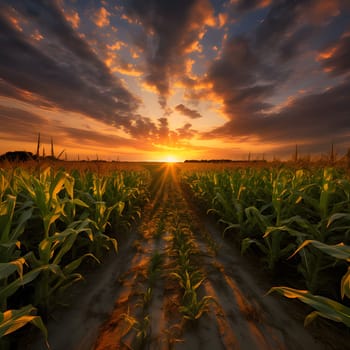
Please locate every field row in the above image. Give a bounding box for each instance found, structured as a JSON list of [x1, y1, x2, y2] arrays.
[[0, 166, 149, 348], [182, 166, 350, 328]]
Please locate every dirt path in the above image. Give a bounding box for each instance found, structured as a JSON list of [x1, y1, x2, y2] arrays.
[[29, 164, 344, 350]]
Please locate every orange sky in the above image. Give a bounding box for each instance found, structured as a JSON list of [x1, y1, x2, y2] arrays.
[[0, 0, 349, 161]]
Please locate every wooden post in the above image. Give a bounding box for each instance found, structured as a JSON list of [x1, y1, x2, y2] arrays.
[[36, 133, 41, 158], [51, 137, 55, 158], [294, 144, 298, 162]]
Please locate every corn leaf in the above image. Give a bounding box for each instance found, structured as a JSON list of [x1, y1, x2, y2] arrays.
[[0, 305, 47, 339], [268, 286, 350, 327], [291, 240, 350, 261], [327, 213, 350, 228], [341, 267, 350, 299], [0, 257, 26, 280]]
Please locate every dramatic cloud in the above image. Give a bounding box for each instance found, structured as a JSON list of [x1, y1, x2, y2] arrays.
[[230, 0, 271, 13], [92, 7, 111, 28], [0, 105, 48, 140], [124, 0, 216, 107], [318, 32, 350, 76], [64, 9, 80, 29], [176, 123, 196, 139], [206, 35, 276, 118], [0, 1, 141, 132], [57, 126, 141, 150], [175, 104, 202, 119], [0, 0, 349, 160], [207, 78, 350, 144]]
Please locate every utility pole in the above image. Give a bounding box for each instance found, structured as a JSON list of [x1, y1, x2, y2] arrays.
[[294, 144, 298, 162], [330, 142, 335, 164], [51, 137, 55, 158], [36, 132, 41, 158]]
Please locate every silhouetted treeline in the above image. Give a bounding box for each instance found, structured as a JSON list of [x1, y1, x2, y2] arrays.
[[0, 151, 37, 162]]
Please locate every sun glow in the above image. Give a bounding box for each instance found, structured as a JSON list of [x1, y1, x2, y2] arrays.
[[164, 155, 177, 163]]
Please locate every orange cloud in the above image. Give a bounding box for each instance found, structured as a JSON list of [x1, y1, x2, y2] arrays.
[[190, 0, 216, 30], [93, 7, 111, 28], [121, 13, 137, 24], [64, 10, 80, 29], [185, 40, 203, 53], [317, 47, 337, 61], [31, 29, 44, 41], [130, 48, 140, 59], [303, 1, 341, 24], [4, 10, 23, 32], [107, 41, 126, 51], [229, 0, 271, 10], [317, 32, 350, 75], [218, 13, 228, 28], [112, 64, 143, 77], [259, 0, 271, 8]]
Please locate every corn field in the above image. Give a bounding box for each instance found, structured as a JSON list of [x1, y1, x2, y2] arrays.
[[2, 162, 350, 348], [0, 165, 149, 348], [182, 166, 350, 327]]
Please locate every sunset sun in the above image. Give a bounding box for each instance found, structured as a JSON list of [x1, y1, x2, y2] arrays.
[[164, 155, 177, 163]]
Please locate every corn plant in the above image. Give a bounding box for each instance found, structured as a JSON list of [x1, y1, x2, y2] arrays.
[[0, 305, 48, 349], [0, 164, 150, 347], [183, 165, 350, 299], [269, 239, 350, 327], [268, 286, 350, 327], [16, 168, 67, 239], [27, 219, 99, 313]]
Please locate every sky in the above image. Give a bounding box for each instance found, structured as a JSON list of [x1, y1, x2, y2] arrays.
[[0, 0, 349, 162]]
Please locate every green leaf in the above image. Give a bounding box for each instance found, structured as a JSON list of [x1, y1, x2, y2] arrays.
[[72, 198, 89, 208], [0, 257, 26, 280], [241, 238, 267, 255], [291, 240, 350, 261], [268, 286, 350, 327], [0, 195, 16, 242], [263, 225, 305, 239], [327, 213, 350, 228], [0, 264, 62, 302], [0, 304, 47, 340], [63, 253, 99, 275]]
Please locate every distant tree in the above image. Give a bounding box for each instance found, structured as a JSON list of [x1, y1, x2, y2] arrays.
[[0, 151, 36, 162]]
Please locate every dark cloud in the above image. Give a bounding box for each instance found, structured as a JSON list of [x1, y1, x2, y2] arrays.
[[176, 123, 196, 139], [57, 126, 142, 150], [0, 1, 142, 134], [0, 79, 57, 109], [6, 0, 112, 87], [124, 0, 215, 107], [230, 0, 271, 13], [254, 1, 299, 50], [278, 26, 314, 62], [198, 1, 350, 149], [0, 105, 47, 139], [206, 78, 350, 144], [250, 1, 346, 63], [175, 104, 202, 119], [120, 115, 157, 139], [319, 34, 350, 76], [207, 35, 277, 117]]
